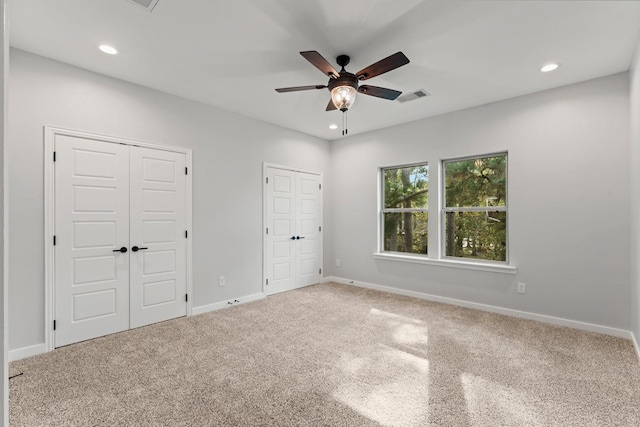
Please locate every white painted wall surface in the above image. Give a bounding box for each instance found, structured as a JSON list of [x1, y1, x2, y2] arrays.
[[630, 42, 640, 349], [329, 73, 631, 330], [8, 49, 331, 352]]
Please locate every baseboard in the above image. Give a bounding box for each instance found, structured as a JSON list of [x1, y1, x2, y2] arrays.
[[192, 292, 266, 316], [9, 295, 266, 361], [9, 343, 47, 362], [323, 276, 633, 339]]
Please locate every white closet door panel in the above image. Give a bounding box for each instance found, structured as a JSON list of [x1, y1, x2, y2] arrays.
[[54, 135, 130, 347], [265, 168, 296, 295], [129, 147, 187, 328], [296, 173, 322, 288], [265, 167, 322, 295]]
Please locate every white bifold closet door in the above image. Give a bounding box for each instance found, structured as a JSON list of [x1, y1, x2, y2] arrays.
[[265, 167, 322, 296], [54, 135, 187, 348]]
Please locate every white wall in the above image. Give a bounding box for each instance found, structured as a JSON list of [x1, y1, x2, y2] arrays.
[[329, 73, 631, 331], [630, 42, 640, 350], [8, 49, 331, 352]]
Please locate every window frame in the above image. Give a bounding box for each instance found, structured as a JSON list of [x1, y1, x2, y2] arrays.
[[379, 161, 429, 256], [441, 152, 509, 264], [376, 153, 515, 274]]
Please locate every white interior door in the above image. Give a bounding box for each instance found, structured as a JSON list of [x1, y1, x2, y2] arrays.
[[129, 147, 187, 328], [295, 173, 322, 287], [265, 168, 296, 295], [54, 135, 188, 347], [54, 135, 130, 347], [265, 167, 322, 295]]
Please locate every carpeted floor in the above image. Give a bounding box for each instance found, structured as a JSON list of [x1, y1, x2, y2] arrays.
[[9, 282, 640, 426]]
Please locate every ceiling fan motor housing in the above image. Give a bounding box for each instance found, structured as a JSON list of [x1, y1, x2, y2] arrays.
[[327, 72, 358, 92]]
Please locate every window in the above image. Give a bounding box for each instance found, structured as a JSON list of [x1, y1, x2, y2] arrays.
[[443, 154, 507, 262], [381, 163, 429, 254], [378, 153, 510, 269]]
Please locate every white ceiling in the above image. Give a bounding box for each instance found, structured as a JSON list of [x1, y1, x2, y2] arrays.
[[10, 0, 640, 140]]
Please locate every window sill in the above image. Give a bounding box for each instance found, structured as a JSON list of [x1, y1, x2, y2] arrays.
[[372, 252, 517, 275]]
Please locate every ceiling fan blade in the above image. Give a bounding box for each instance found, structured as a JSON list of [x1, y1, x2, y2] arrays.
[[358, 85, 402, 100], [326, 99, 337, 111], [300, 51, 340, 79], [356, 52, 410, 80], [275, 85, 327, 93]]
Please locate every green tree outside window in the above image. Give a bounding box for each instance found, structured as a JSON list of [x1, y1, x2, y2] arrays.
[[444, 154, 507, 262], [382, 164, 429, 254]]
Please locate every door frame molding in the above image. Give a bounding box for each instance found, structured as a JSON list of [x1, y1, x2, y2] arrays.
[[44, 126, 193, 352], [262, 162, 323, 295]]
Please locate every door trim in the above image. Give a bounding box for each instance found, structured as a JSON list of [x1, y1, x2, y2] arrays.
[[44, 126, 193, 352], [262, 162, 323, 295]]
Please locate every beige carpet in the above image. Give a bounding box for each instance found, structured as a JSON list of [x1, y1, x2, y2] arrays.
[[9, 282, 640, 426]]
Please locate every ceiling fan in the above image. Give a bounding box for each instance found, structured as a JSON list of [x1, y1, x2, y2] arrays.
[[275, 50, 410, 114]]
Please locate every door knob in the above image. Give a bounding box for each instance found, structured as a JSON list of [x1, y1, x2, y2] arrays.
[[131, 246, 148, 252], [290, 236, 296, 240], [296, 236, 306, 240], [112, 247, 128, 253]]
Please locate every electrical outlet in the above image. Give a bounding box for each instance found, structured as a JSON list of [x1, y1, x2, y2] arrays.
[[517, 282, 526, 294], [219, 276, 226, 287], [336, 259, 341, 267]]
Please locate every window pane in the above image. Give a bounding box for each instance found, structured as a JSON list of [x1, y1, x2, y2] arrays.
[[383, 212, 428, 254], [444, 211, 506, 261], [445, 156, 506, 208], [383, 164, 428, 209]]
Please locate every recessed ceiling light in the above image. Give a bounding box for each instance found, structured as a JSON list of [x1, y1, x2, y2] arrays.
[[99, 44, 118, 55], [540, 63, 559, 73], [329, 124, 338, 130]]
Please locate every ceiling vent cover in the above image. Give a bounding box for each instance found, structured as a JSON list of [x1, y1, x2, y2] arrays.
[[397, 89, 431, 103], [125, 0, 160, 12]]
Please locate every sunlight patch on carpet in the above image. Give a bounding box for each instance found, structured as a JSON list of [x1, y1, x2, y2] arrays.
[[370, 308, 425, 325], [333, 344, 429, 426], [370, 307, 429, 347], [393, 323, 429, 346], [461, 372, 542, 426]]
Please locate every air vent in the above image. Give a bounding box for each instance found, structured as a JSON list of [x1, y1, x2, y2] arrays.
[[397, 89, 431, 103], [125, 0, 160, 12]]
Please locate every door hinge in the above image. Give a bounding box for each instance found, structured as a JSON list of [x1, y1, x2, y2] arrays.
[[185, 230, 188, 238], [266, 278, 269, 285], [53, 151, 56, 162], [266, 177, 269, 184], [319, 226, 322, 232], [319, 268, 322, 275], [266, 227, 268, 235], [53, 235, 56, 246], [185, 294, 188, 302], [53, 320, 56, 331], [319, 183, 321, 190], [185, 167, 188, 175]]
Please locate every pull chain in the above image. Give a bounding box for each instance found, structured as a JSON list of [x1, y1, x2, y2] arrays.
[[342, 110, 349, 136]]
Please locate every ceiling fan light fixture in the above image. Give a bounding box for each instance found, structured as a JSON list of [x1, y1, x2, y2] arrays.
[[331, 85, 357, 112]]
